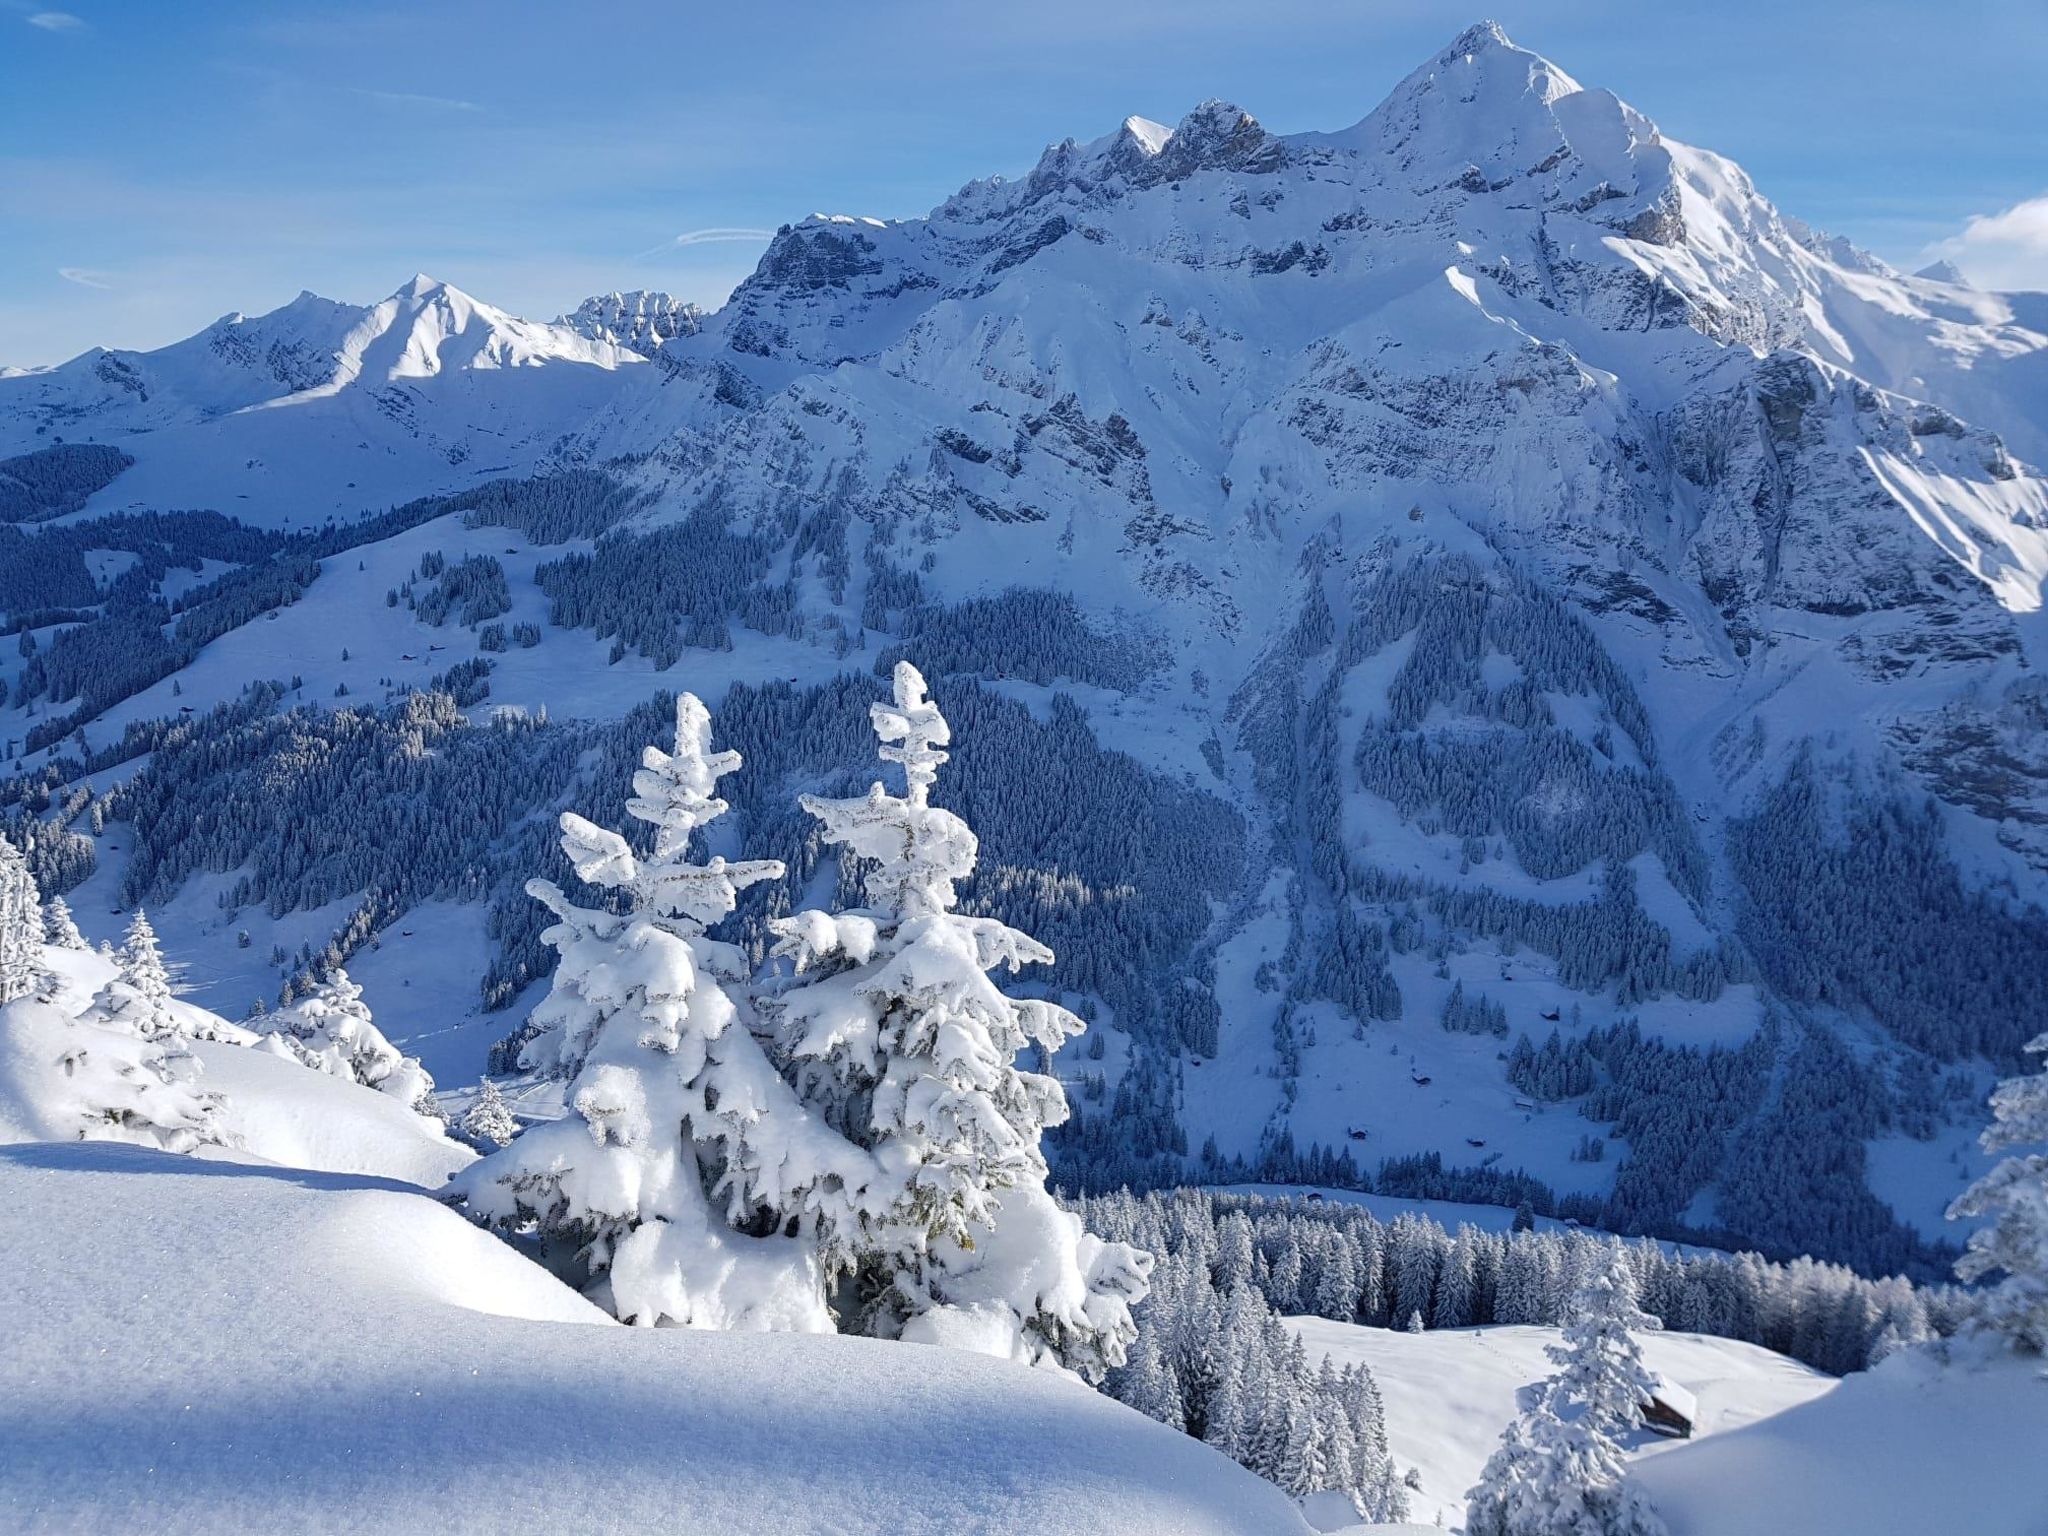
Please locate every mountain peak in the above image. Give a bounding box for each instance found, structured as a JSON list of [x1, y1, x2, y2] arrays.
[[1409, 18, 1584, 111], [1146, 98, 1284, 183], [560, 290, 703, 357], [1442, 18, 1514, 57], [394, 272, 447, 301], [1329, 20, 1683, 211], [1120, 115, 1172, 157], [1914, 258, 1973, 288]]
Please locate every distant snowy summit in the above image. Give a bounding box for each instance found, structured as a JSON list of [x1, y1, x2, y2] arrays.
[[0, 272, 646, 523], [1913, 258, 1974, 288], [558, 290, 704, 357], [0, 273, 639, 449]]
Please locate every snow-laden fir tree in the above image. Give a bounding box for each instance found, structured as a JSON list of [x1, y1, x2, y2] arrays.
[[1119, 1326, 1186, 1432], [258, 967, 432, 1107], [1466, 1251, 1667, 1536], [1466, 1378, 1668, 1536], [1947, 1031, 2048, 1356], [765, 661, 1151, 1376], [1432, 1231, 1479, 1330], [1546, 1250, 1663, 1438], [1341, 1355, 1408, 1520], [451, 694, 874, 1331], [87, 909, 179, 1039], [0, 833, 47, 1006], [460, 1078, 520, 1149], [42, 894, 88, 952]]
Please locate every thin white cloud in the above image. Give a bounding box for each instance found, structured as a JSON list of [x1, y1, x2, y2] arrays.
[[27, 10, 86, 29], [57, 266, 112, 289], [636, 228, 775, 259], [1924, 193, 2048, 293], [353, 88, 483, 113]]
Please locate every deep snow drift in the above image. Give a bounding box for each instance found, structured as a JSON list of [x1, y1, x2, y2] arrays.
[[0, 1141, 1307, 1536]]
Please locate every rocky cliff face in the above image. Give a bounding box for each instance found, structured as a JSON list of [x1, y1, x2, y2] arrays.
[[559, 291, 704, 357]]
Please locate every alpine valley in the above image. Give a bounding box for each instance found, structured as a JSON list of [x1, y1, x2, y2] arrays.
[[7, 18, 2048, 1298]]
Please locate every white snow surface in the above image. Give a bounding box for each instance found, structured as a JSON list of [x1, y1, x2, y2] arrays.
[[0, 945, 469, 1188], [1632, 1341, 2048, 1536], [191, 1037, 471, 1187], [0, 1140, 1308, 1536], [1296, 1318, 2048, 1536]]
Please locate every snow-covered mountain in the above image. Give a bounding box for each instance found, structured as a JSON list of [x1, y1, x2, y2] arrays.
[[5, 22, 2047, 1280], [600, 19, 2048, 625], [0, 275, 644, 524]]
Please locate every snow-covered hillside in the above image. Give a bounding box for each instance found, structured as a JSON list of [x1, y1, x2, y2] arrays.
[[0, 1140, 1304, 1535], [5, 20, 2048, 1280], [1292, 1319, 1833, 1528], [1634, 1341, 2048, 1536], [0, 944, 471, 1187], [1294, 1318, 2047, 1536]]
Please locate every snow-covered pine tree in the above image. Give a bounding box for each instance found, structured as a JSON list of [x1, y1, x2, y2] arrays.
[[1433, 1232, 1478, 1328], [1546, 1249, 1663, 1439], [451, 694, 872, 1332], [1389, 1211, 1442, 1324], [460, 1079, 520, 1149], [257, 967, 427, 1097], [1467, 1249, 1668, 1536], [765, 661, 1151, 1376], [1947, 1031, 2048, 1356], [1341, 1359, 1407, 1522], [88, 909, 178, 1039], [1121, 1327, 1186, 1432], [42, 894, 88, 951], [0, 833, 47, 1005], [1467, 1409, 1545, 1536], [1278, 1393, 1334, 1499], [1465, 1379, 1666, 1536]]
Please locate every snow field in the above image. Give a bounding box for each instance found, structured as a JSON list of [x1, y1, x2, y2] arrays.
[[0, 1141, 1310, 1535]]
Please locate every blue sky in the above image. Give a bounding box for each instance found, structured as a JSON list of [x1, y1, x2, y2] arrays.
[[4, 0, 2045, 368]]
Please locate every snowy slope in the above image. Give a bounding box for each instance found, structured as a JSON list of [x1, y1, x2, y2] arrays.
[[0, 1141, 1308, 1536], [0, 945, 471, 1187], [1632, 1341, 2048, 1536], [1291, 1319, 1835, 1529]]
